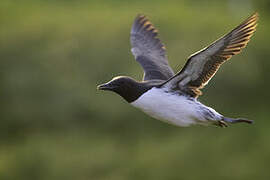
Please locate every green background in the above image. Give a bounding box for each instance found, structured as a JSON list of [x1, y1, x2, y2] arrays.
[[1, 0, 270, 179]]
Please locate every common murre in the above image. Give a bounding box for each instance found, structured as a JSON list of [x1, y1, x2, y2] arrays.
[[98, 13, 258, 127]]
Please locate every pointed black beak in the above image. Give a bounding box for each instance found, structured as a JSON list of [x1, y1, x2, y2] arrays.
[[97, 82, 114, 91]]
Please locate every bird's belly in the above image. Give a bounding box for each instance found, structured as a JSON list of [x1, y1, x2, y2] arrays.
[[131, 88, 204, 127]]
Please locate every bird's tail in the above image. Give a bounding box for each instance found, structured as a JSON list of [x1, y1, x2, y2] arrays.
[[216, 117, 253, 127]]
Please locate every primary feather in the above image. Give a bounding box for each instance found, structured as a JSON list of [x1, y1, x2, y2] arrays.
[[163, 13, 258, 97], [130, 15, 175, 81]]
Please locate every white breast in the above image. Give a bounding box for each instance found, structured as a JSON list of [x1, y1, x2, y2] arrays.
[[131, 87, 210, 127]]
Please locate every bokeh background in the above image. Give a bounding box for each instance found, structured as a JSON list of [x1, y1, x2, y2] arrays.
[[1, 0, 270, 179]]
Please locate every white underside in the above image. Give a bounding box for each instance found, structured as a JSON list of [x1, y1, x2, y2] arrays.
[[131, 87, 222, 127]]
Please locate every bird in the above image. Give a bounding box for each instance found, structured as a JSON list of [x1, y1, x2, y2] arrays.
[[97, 13, 258, 127]]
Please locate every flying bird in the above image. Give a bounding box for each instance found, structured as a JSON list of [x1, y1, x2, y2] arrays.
[[98, 13, 258, 127]]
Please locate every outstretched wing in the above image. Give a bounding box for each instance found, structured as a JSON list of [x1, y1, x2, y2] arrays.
[[163, 12, 258, 97], [130, 15, 174, 81]]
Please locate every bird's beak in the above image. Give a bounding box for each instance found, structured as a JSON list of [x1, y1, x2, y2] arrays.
[[97, 82, 114, 91]]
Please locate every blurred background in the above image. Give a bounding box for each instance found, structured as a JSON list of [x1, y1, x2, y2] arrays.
[[0, 0, 270, 179]]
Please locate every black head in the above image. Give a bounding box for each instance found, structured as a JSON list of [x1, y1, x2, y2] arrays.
[[97, 76, 152, 103]]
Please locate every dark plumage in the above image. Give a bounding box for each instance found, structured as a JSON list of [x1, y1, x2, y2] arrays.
[[162, 13, 258, 97], [98, 76, 163, 103], [130, 15, 174, 80]]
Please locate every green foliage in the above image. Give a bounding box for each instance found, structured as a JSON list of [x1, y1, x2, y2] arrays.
[[0, 0, 270, 179]]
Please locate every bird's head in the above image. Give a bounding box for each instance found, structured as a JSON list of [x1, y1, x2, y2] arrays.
[[97, 76, 151, 103]]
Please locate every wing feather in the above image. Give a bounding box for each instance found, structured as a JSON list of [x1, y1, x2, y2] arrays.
[[130, 15, 174, 81], [162, 13, 258, 97]]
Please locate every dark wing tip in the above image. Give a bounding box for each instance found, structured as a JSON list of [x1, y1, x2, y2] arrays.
[[250, 12, 259, 20], [131, 14, 166, 50], [220, 12, 258, 58], [133, 14, 159, 36]]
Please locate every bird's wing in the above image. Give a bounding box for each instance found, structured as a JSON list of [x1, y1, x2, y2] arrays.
[[130, 15, 174, 81], [162, 12, 258, 97]]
